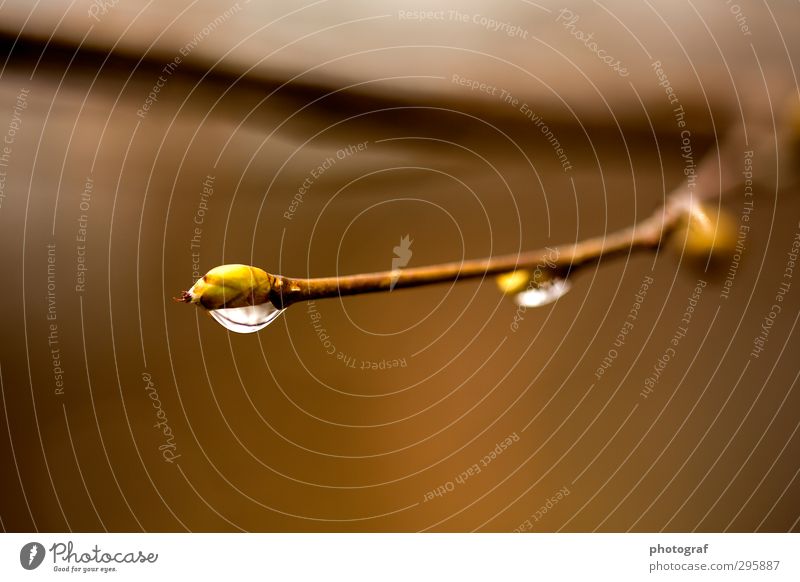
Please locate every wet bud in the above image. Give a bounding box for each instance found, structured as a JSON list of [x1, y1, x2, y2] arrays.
[[496, 267, 560, 294], [496, 270, 531, 294], [183, 264, 272, 310], [670, 203, 737, 269]]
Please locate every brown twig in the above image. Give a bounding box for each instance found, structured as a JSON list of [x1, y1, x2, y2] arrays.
[[268, 201, 686, 308]]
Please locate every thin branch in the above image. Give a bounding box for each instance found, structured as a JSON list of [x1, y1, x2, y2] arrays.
[[271, 202, 685, 308]]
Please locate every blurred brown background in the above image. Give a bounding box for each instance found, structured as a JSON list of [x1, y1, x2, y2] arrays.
[[0, 0, 798, 532]]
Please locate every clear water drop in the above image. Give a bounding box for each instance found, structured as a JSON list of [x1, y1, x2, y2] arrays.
[[208, 302, 285, 333], [513, 278, 572, 307]]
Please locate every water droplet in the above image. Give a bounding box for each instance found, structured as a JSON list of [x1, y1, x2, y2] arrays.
[[513, 278, 572, 307], [208, 302, 285, 333]]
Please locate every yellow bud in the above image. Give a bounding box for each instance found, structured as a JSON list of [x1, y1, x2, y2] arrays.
[[671, 204, 737, 268], [496, 270, 531, 294], [496, 267, 560, 295], [183, 264, 272, 310]]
